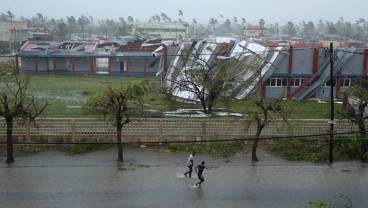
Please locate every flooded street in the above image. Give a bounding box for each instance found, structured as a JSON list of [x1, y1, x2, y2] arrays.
[[1, 146, 368, 208]]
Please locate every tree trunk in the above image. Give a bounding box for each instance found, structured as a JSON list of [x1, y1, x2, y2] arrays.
[[116, 121, 123, 162], [251, 137, 259, 162], [252, 128, 262, 162], [359, 124, 368, 153], [6, 117, 15, 163], [199, 98, 207, 114]]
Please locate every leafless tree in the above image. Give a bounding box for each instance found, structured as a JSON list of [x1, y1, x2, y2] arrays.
[[167, 44, 244, 114], [0, 60, 49, 163]]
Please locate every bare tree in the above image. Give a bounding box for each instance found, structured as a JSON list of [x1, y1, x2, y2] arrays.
[[167, 45, 243, 114], [0, 60, 49, 163]]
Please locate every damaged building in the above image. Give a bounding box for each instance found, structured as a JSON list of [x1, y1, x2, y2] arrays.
[[154, 40, 368, 101], [17, 35, 161, 77]]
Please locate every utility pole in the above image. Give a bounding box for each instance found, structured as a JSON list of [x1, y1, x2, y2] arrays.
[[329, 42, 334, 163]]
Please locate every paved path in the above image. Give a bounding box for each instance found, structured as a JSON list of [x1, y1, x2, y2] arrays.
[[1, 146, 367, 208]]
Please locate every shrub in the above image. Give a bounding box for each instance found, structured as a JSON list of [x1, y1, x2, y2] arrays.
[[65, 138, 112, 155], [334, 136, 363, 160], [270, 139, 328, 163], [168, 140, 244, 158]]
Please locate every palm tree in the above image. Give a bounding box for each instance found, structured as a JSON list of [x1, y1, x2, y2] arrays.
[[6, 11, 15, 21], [88, 16, 95, 34], [36, 13, 45, 27], [258, 19, 265, 27], [178, 10, 184, 21], [161, 13, 168, 22], [241, 18, 246, 27], [209, 18, 218, 34], [57, 22, 68, 40], [192, 19, 198, 38], [66, 16, 77, 38], [127, 16, 134, 23], [359, 18, 366, 30], [155, 15, 161, 23], [219, 15, 224, 24], [258, 19, 266, 40], [78, 15, 90, 40], [36, 13, 47, 40]]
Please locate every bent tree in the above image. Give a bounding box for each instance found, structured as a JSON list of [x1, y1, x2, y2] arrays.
[[247, 97, 291, 162], [0, 61, 49, 163], [340, 79, 368, 159], [83, 84, 146, 162]]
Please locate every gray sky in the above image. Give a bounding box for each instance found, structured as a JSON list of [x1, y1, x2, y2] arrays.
[[2, 0, 368, 25]]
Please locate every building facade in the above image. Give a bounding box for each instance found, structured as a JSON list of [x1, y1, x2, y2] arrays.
[[163, 40, 368, 101], [0, 21, 30, 53], [244, 25, 268, 38], [130, 22, 189, 40], [17, 36, 162, 77]]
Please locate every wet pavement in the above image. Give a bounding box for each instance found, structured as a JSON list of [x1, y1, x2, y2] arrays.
[[1, 145, 368, 208]]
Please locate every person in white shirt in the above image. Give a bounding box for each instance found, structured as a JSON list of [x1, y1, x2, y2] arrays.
[[184, 152, 196, 178]]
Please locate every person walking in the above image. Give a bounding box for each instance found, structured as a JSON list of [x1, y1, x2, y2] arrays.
[[195, 161, 206, 187], [184, 152, 195, 178]]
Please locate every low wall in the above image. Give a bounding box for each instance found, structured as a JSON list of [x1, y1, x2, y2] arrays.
[[0, 118, 359, 144]]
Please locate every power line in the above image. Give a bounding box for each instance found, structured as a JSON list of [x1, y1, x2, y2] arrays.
[[1, 129, 366, 146]]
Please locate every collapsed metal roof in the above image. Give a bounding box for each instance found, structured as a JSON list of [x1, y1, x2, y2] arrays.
[[163, 40, 288, 102], [98, 35, 155, 47], [162, 40, 359, 102], [20, 41, 97, 54]]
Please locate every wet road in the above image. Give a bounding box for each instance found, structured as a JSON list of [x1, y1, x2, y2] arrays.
[[1, 146, 368, 208]]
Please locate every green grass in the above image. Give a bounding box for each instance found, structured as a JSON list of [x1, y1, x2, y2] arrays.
[[26, 75, 178, 118], [2, 74, 339, 118]]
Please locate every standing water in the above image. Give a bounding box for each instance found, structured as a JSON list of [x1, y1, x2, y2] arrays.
[[1, 145, 367, 208]]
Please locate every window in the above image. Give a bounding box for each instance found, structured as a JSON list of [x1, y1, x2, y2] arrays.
[[290, 78, 311, 87], [340, 78, 357, 88], [292, 78, 300, 87], [323, 79, 337, 87], [266, 78, 288, 87]]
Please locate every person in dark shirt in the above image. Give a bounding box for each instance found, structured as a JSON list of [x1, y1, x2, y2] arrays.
[[195, 161, 206, 187], [184, 152, 195, 178]]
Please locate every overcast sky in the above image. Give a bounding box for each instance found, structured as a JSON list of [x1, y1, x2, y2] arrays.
[[2, 0, 368, 25]]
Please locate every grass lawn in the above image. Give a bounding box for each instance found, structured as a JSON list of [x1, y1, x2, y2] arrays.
[[26, 75, 193, 118], [4, 74, 339, 119]]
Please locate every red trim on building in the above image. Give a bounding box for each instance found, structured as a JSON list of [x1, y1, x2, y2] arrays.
[[52, 56, 57, 74], [364, 49, 368, 78], [287, 46, 293, 98], [144, 56, 147, 78], [35, 55, 38, 74], [163, 46, 168, 73], [262, 83, 266, 98], [336, 78, 341, 99], [108, 57, 112, 75], [310, 48, 319, 98], [126, 58, 129, 74], [312, 48, 319, 74], [71, 57, 75, 75], [89, 57, 95, 75], [15, 55, 19, 75]]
